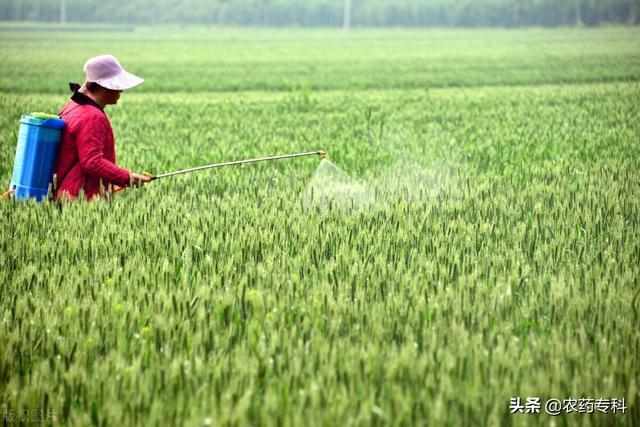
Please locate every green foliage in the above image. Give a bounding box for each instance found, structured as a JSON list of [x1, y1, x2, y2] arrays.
[[0, 0, 639, 26], [0, 27, 639, 94], [1, 27, 639, 426]]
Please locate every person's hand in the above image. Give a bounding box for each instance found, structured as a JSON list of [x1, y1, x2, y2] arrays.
[[0, 189, 15, 199], [130, 172, 152, 187]]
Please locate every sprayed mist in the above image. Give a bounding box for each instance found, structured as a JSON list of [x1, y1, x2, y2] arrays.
[[301, 159, 373, 213], [368, 161, 459, 201], [301, 126, 461, 213], [301, 157, 461, 213]]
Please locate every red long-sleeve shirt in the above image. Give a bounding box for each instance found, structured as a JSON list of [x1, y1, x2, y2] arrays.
[[54, 91, 130, 201]]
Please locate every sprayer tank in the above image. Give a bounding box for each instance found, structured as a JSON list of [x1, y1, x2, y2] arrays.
[[10, 114, 65, 201]]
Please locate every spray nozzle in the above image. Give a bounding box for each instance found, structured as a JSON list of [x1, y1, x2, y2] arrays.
[[318, 150, 326, 159]]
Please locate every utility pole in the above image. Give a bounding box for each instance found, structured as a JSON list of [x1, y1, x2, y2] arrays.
[[60, 0, 66, 24], [343, 0, 351, 31], [574, 0, 583, 26]]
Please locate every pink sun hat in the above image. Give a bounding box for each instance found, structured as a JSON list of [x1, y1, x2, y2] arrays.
[[83, 54, 144, 90]]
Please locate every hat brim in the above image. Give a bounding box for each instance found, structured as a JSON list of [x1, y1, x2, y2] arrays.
[[95, 70, 144, 90]]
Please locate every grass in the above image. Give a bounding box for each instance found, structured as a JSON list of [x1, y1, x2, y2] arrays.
[[1, 26, 639, 426], [0, 27, 639, 93]]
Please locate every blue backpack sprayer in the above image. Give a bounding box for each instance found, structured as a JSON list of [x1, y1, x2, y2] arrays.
[[4, 112, 326, 201], [5, 112, 65, 201]]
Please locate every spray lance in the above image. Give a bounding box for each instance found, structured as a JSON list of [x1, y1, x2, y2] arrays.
[[2, 111, 326, 200], [116, 150, 327, 192]]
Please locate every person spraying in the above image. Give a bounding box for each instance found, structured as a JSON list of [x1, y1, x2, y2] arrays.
[[54, 54, 150, 201], [2, 53, 325, 202]]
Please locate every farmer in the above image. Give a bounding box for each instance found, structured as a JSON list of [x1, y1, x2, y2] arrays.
[[54, 54, 150, 201]]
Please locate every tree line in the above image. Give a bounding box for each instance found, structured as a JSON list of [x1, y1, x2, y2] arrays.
[[1, 0, 638, 27]]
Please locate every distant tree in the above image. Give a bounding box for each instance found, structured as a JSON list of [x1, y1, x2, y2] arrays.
[[631, 0, 640, 24]]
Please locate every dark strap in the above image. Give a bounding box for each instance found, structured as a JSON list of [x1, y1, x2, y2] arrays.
[[65, 82, 104, 112], [54, 84, 80, 192]]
